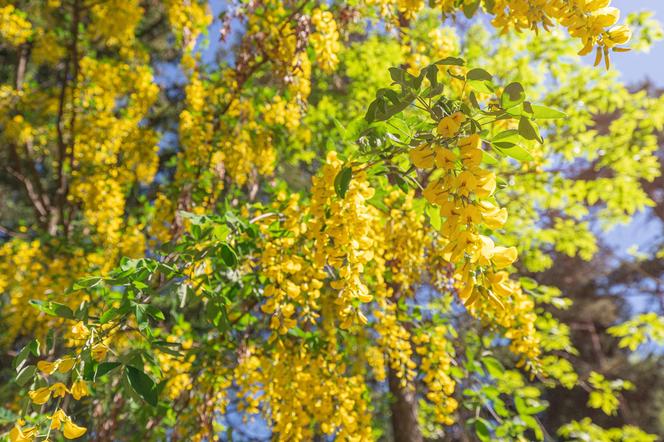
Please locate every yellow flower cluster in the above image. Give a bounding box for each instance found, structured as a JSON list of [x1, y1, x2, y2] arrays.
[[398, 0, 425, 20], [0, 240, 111, 343], [366, 0, 630, 66], [491, 0, 631, 66], [382, 191, 428, 290], [310, 9, 341, 73], [155, 326, 195, 401], [12, 319, 115, 440], [475, 275, 542, 367], [31, 30, 65, 65], [263, 95, 303, 132], [70, 57, 159, 246], [221, 101, 278, 185], [16, 352, 91, 441], [10, 412, 85, 441], [260, 194, 327, 335], [164, 0, 212, 49], [411, 115, 517, 308], [174, 67, 214, 185], [90, 0, 143, 51], [414, 326, 457, 425], [235, 342, 373, 441], [309, 152, 377, 329], [0, 4, 32, 47], [373, 299, 416, 383]]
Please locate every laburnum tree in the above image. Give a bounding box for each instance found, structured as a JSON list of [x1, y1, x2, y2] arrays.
[[1, 1, 663, 441]]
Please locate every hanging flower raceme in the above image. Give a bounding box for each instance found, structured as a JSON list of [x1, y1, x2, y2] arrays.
[[412, 113, 517, 310]]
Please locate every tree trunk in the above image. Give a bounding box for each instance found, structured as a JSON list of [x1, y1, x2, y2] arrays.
[[388, 366, 423, 442]]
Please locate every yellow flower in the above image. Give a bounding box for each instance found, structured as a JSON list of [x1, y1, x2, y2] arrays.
[[71, 322, 90, 340], [591, 7, 620, 27], [479, 201, 508, 229], [456, 171, 477, 197], [458, 134, 481, 150], [492, 246, 518, 269], [434, 147, 456, 169], [71, 379, 90, 400], [50, 409, 67, 430], [488, 271, 512, 297], [37, 360, 59, 375], [477, 235, 496, 265], [9, 423, 37, 442], [63, 418, 87, 439], [437, 113, 463, 137], [450, 111, 465, 125], [459, 204, 481, 225], [585, 0, 611, 11], [604, 25, 631, 47], [409, 144, 435, 168], [57, 357, 76, 373], [475, 170, 496, 198], [28, 386, 51, 405], [91, 343, 107, 362], [50, 382, 69, 398]]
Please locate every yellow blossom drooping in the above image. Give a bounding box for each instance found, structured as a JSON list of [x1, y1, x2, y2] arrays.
[[310, 9, 341, 73], [0, 5, 32, 47], [309, 152, 378, 329], [37, 360, 58, 375], [71, 322, 90, 340], [50, 409, 67, 430], [50, 382, 69, 398], [28, 386, 51, 405], [71, 379, 90, 400], [91, 343, 108, 362], [62, 417, 87, 439], [9, 422, 37, 442]]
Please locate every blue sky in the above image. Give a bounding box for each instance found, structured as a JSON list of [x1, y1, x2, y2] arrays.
[[611, 0, 664, 85]]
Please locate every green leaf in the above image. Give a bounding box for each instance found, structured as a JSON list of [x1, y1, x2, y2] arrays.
[[16, 365, 36, 386], [531, 104, 567, 119], [469, 91, 480, 109], [501, 82, 526, 109], [100, 307, 119, 325], [518, 116, 543, 144], [389, 67, 422, 90], [426, 205, 441, 230], [366, 89, 417, 123], [482, 150, 499, 165], [220, 244, 238, 267], [144, 305, 165, 321], [334, 167, 353, 199], [132, 280, 149, 290], [482, 356, 504, 378], [0, 407, 18, 425], [434, 56, 465, 66], [211, 225, 230, 242], [29, 300, 74, 319], [522, 415, 544, 441], [493, 142, 534, 162], [125, 365, 158, 406], [135, 304, 148, 326], [13, 339, 40, 371], [73, 276, 103, 290], [463, 0, 481, 18], [492, 129, 521, 144], [96, 362, 122, 378], [100, 303, 131, 325], [474, 418, 492, 442], [466, 68, 494, 94]]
